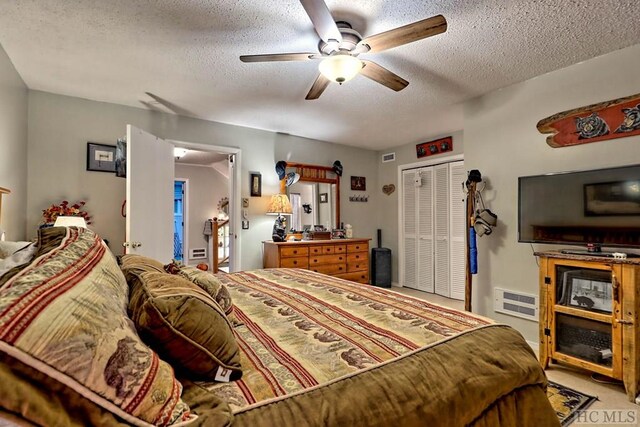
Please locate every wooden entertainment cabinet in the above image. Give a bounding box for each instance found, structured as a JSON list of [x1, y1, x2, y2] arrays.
[[536, 251, 640, 401]]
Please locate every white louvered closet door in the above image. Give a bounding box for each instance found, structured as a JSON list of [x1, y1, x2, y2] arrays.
[[416, 168, 434, 293], [402, 171, 417, 290], [449, 161, 466, 300], [434, 164, 450, 297]]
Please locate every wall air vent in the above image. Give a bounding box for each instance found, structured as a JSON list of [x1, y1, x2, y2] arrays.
[[189, 248, 207, 259], [494, 287, 538, 321], [382, 152, 396, 163]]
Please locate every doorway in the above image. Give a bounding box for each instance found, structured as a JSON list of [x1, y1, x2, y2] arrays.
[[172, 143, 237, 271], [173, 180, 187, 261]]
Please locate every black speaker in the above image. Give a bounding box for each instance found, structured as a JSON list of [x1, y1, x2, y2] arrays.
[[371, 229, 392, 288]]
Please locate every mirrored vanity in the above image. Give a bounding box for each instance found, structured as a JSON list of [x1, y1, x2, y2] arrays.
[[264, 162, 370, 284]]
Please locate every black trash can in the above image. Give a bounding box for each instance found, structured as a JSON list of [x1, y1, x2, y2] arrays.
[[371, 229, 392, 288]]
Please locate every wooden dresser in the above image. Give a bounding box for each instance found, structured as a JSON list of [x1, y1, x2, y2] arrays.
[[263, 238, 371, 284]]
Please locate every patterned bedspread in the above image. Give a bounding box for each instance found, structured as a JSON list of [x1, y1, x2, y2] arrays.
[[200, 268, 492, 411]]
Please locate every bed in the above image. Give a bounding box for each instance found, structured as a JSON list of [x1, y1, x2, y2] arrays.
[[0, 226, 560, 426]]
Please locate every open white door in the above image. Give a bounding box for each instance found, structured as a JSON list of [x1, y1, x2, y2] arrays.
[[125, 125, 174, 261]]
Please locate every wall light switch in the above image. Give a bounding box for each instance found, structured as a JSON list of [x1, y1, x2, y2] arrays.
[[242, 220, 249, 230]]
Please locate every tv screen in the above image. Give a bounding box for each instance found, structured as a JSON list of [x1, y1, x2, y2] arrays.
[[518, 164, 640, 249]]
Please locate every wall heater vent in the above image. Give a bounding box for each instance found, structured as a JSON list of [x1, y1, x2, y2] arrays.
[[382, 152, 396, 163], [189, 248, 207, 259], [494, 287, 538, 321]]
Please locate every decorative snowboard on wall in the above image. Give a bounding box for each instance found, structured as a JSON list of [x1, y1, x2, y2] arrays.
[[537, 92, 640, 147]]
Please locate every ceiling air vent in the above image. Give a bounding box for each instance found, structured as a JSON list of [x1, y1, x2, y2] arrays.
[[382, 153, 396, 163]]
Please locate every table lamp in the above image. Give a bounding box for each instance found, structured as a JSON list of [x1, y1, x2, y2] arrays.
[[266, 194, 292, 242], [54, 216, 88, 228]]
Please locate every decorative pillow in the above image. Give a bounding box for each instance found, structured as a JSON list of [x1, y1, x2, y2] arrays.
[[0, 240, 32, 259], [0, 243, 36, 277], [0, 227, 194, 426], [119, 254, 166, 283], [176, 267, 233, 316], [127, 271, 242, 382]]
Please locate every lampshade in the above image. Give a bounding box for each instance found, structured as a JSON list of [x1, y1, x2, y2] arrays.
[[54, 216, 87, 228], [319, 53, 362, 84], [266, 194, 293, 215]]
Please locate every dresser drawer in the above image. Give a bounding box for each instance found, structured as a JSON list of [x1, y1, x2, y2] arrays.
[[347, 252, 367, 263], [309, 254, 346, 266], [347, 261, 368, 272], [310, 263, 346, 275], [322, 245, 335, 254], [347, 242, 368, 253], [335, 271, 369, 284], [280, 246, 309, 257], [280, 257, 309, 268], [308, 245, 323, 255], [334, 244, 347, 254]]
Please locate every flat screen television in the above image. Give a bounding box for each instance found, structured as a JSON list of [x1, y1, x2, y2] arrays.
[[518, 164, 640, 251]]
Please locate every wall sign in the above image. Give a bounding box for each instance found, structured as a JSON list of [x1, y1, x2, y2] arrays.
[[416, 136, 453, 158], [537, 93, 640, 147]]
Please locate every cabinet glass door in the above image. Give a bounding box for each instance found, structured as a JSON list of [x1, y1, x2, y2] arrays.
[[554, 265, 613, 314]]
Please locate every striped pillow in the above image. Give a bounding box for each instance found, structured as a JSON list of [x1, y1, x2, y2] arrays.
[[0, 227, 195, 426]]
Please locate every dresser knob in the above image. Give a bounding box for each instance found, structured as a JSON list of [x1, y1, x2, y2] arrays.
[[293, 261, 297, 265]]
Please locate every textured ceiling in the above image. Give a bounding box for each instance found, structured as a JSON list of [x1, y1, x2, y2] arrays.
[[0, 0, 638, 150]]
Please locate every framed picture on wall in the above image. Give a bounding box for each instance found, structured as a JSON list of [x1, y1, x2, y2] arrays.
[[87, 142, 117, 173], [250, 172, 262, 197], [350, 176, 366, 191]]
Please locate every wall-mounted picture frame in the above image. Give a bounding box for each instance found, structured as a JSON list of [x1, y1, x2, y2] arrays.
[[115, 138, 126, 178], [87, 142, 116, 173], [351, 176, 366, 191], [584, 180, 640, 216], [250, 172, 262, 197], [416, 136, 453, 159], [319, 192, 328, 203]]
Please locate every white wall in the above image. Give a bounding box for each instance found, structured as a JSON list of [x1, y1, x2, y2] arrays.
[[0, 43, 28, 240], [26, 91, 380, 270], [376, 131, 465, 282], [175, 163, 228, 266], [464, 43, 640, 342]]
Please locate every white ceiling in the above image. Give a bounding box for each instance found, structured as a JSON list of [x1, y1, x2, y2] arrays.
[[1, 1, 638, 150]]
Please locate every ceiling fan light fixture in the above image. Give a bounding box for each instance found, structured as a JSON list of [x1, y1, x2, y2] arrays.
[[319, 53, 362, 84]]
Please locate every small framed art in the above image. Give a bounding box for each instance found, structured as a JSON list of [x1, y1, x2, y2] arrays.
[[250, 172, 262, 197], [319, 192, 328, 203], [87, 142, 117, 173], [351, 176, 366, 191]]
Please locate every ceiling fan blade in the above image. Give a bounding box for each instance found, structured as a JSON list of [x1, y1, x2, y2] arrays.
[[240, 53, 318, 63], [305, 74, 330, 100], [299, 0, 342, 43], [359, 15, 447, 53], [360, 60, 409, 92]]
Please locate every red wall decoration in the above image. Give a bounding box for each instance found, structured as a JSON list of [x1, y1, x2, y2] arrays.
[[416, 136, 453, 158], [537, 93, 640, 148]]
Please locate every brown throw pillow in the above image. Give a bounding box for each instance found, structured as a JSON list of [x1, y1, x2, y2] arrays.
[[176, 267, 233, 315], [128, 271, 242, 381]]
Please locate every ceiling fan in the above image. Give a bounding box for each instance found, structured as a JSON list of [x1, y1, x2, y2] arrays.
[[240, 0, 447, 100]]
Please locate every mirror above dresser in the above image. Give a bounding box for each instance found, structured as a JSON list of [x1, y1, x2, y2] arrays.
[[280, 162, 340, 232]]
